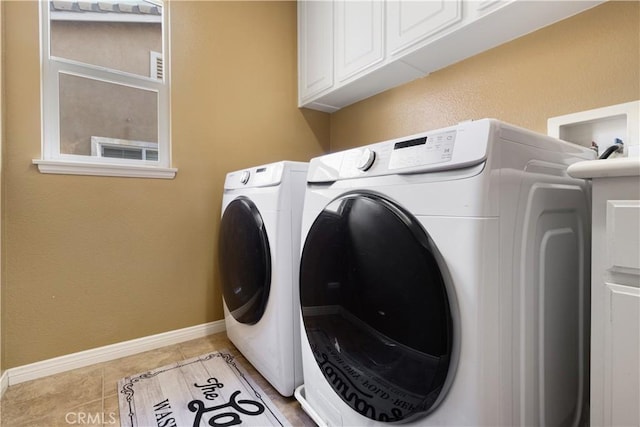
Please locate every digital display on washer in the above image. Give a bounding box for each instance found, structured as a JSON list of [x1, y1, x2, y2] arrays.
[[394, 136, 427, 150], [388, 130, 456, 170]]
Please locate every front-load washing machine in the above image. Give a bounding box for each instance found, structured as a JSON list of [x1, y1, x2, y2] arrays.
[[218, 160, 307, 396], [295, 119, 595, 426]]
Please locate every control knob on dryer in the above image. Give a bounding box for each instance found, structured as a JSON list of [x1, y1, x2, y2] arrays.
[[240, 171, 250, 184], [356, 148, 376, 171]]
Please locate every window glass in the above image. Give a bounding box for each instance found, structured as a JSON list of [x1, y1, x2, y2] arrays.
[[49, 3, 163, 79], [59, 73, 158, 157]]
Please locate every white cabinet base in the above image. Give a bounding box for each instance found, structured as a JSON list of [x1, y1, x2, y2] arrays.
[[604, 283, 640, 427], [568, 161, 640, 427]]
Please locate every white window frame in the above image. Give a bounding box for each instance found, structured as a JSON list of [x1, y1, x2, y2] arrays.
[[34, 1, 176, 179]]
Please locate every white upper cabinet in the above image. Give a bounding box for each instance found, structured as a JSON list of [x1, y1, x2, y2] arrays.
[[335, 0, 384, 83], [298, 0, 334, 103], [298, 0, 604, 113], [386, 0, 462, 58]]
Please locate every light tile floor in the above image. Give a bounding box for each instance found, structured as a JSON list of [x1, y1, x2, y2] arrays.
[[0, 332, 315, 427]]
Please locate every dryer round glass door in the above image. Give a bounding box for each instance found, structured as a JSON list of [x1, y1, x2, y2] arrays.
[[300, 192, 455, 423], [219, 196, 271, 325]]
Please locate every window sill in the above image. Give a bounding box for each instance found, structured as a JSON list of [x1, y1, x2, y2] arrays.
[[32, 159, 177, 179]]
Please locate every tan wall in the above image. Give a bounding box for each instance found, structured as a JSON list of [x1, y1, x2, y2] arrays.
[[2, 1, 329, 369], [330, 1, 640, 151]]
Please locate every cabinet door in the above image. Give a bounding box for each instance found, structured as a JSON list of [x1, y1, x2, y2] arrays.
[[601, 199, 640, 426], [386, 0, 463, 57], [298, 0, 334, 103], [335, 0, 384, 83], [604, 283, 640, 427]]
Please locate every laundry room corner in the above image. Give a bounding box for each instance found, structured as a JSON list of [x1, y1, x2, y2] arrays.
[[0, 0, 637, 425]]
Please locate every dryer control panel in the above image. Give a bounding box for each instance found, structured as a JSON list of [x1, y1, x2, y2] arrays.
[[224, 162, 285, 189]]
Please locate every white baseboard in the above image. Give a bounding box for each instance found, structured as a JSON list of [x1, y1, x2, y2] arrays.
[[4, 320, 226, 388], [0, 369, 8, 399]]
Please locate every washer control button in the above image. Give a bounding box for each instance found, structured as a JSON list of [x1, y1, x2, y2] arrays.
[[240, 171, 250, 184], [356, 148, 376, 171]]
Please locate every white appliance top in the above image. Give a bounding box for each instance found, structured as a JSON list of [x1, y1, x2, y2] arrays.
[[224, 160, 308, 190], [307, 119, 593, 183]]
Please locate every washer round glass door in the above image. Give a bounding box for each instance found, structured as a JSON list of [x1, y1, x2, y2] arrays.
[[219, 196, 271, 325], [300, 192, 455, 423]]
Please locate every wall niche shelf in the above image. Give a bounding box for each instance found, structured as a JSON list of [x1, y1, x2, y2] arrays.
[[548, 100, 640, 158]]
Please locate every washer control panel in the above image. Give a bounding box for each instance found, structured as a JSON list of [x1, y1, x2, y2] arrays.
[[307, 119, 493, 183], [388, 130, 456, 170]]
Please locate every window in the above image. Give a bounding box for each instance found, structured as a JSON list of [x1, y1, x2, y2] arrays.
[[35, 0, 176, 179]]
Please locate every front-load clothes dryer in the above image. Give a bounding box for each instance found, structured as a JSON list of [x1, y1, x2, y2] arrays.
[[295, 119, 595, 426], [218, 160, 307, 396]]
